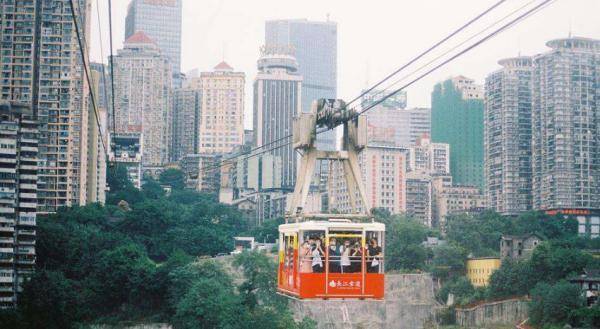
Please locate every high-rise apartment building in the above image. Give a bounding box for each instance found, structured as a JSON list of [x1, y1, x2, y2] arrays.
[[253, 45, 302, 190], [265, 19, 337, 150], [532, 37, 600, 211], [0, 102, 38, 308], [405, 171, 432, 227], [112, 31, 172, 170], [172, 87, 201, 161], [361, 90, 430, 147], [1, 0, 91, 212], [87, 65, 109, 204], [432, 76, 484, 190], [125, 0, 182, 85], [484, 57, 533, 215], [199, 62, 245, 154]]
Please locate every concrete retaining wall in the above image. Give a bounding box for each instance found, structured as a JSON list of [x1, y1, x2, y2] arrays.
[[290, 273, 442, 329], [455, 298, 529, 328]]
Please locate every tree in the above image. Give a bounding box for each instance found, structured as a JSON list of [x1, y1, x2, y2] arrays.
[[529, 281, 584, 326], [159, 168, 186, 190], [528, 242, 592, 284], [381, 215, 429, 271], [487, 259, 535, 299], [142, 176, 166, 199], [171, 278, 247, 329], [18, 270, 82, 329], [233, 251, 286, 310], [437, 276, 476, 305], [249, 217, 283, 243], [431, 243, 468, 279]]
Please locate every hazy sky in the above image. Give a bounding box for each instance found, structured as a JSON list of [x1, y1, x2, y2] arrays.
[[90, 0, 600, 128]]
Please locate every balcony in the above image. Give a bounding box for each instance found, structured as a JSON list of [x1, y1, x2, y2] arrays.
[[0, 226, 14, 233]]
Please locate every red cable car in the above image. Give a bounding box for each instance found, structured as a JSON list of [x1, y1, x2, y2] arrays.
[[278, 100, 384, 299], [278, 219, 385, 299]]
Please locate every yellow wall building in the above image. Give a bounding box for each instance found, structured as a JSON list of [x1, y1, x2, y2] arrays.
[[466, 257, 501, 287]]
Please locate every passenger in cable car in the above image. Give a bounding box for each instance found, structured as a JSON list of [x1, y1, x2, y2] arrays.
[[328, 238, 340, 273], [350, 242, 362, 273], [300, 241, 312, 273], [340, 240, 352, 273], [311, 240, 324, 273], [367, 238, 383, 273]]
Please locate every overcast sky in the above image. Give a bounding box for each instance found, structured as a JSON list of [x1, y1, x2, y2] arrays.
[[90, 0, 600, 129]]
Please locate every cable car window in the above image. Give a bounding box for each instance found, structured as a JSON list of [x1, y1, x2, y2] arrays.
[[366, 231, 384, 274], [299, 230, 325, 273], [327, 230, 363, 274]]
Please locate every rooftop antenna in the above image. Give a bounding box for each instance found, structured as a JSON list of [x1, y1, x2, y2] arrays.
[[326, 13, 330, 22], [568, 18, 572, 38]]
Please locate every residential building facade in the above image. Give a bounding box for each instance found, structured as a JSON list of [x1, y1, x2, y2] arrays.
[[0, 102, 38, 308], [172, 87, 200, 161], [361, 90, 430, 147], [199, 62, 245, 154], [112, 31, 172, 171], [432, 76, 484, 190], [253, 45, 302, 190], [1, 0, 92, 212], [485, 57, 533, 215], [532, 37, 600, 211], [432, 175, 486, 230], [408, 135, 449, 175]]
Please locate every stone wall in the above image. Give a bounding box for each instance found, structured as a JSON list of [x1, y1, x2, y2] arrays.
[[290, 273, 442, 329], [455, 298, 529, 328]]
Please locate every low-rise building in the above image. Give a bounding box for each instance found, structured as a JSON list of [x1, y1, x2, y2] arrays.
[[569, 268, 600, 306], [432, 176, 486, 230], [466, 257, 501, 287], [500, 234, 542, 261], [180, 153, 222, 193]]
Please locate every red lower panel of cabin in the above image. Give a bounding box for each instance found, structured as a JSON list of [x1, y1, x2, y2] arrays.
[[278, 272, 384, 299]]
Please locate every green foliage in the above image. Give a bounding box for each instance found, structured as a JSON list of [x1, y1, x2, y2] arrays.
[[379, 214, 429, 271], [528, 242, 592, 284], [569, 303, 600, 329], [529, 281, 584, 326], [487, 259, 535, 299], [437, 276, 475, 305], [249, 217, 283, 243], [159, 168, 186, 190], [431, 243, 468, 279], [18, 270, 82, 329]]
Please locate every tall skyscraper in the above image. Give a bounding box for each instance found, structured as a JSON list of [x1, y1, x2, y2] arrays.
[[0, 102, 38, 308], [532, 37, 600, 211], [1, 0, 91, 212], [265, 19, 337, 150], [431, 76, 484, 190], [125, 0, 182, 84], [253, 45, 302, 190], [112, 31, 172, 170], [199, 62, 245, 154], [484, 57, 533, 215]]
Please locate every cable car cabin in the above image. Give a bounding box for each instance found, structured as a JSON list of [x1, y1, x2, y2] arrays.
[[277, 219, 385, 300]]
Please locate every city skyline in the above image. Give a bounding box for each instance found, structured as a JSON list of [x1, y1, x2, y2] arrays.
[[90, 0, 600, 129]]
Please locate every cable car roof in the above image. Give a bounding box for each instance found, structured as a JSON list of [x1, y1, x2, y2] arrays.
[[279, 220, 385, 232]]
